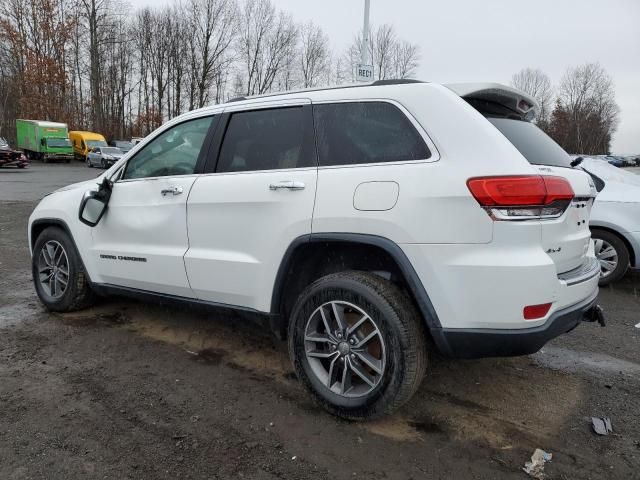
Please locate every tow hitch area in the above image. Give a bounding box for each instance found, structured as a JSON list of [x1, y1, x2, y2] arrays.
[[583, 305, 606, 327]]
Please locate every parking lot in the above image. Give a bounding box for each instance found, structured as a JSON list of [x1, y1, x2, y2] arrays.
[[1, 163, 639, 479]]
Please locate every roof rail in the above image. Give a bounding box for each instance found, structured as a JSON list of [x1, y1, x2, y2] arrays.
[[221, 79, 427, 105], [371, 79, 424, 86]]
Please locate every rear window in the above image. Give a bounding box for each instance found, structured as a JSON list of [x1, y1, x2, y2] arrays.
[[488, 118, 571, 168]]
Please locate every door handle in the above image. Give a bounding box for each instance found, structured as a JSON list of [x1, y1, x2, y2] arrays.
[[161, 186, 183, 196], [269, 180, 305, 191]]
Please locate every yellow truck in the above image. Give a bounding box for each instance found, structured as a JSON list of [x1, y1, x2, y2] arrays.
[[69, 131, 108, 161]]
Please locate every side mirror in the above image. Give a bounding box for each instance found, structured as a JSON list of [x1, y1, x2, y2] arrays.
[[78, 178, 112, 227]]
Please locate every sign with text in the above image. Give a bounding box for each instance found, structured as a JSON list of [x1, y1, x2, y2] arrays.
[[356, 64, 373, 82]]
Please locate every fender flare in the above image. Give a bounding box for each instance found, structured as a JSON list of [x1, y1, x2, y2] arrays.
[[270, 233, 443, 332], [30, 218, 93, 282]]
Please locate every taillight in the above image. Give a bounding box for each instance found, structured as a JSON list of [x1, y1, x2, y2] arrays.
[[467, 175, 574, 220]]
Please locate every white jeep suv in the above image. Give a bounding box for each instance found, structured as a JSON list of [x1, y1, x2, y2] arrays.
[[29, 80, 602, 419]]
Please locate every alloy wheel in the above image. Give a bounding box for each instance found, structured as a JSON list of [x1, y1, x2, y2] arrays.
[[37, 240, 70, 299], [304, 300, 386, 398], [594, 238, 618, 279]]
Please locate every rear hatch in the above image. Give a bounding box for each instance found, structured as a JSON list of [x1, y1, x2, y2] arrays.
[[448, 83, 598, 274]]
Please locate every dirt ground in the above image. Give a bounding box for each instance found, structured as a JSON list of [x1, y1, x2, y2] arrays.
[[1, 164, 639, 479]]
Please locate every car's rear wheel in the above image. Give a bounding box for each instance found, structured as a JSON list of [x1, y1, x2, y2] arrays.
[[288, 271, 428, 420], [592, 229, 630, 285], [32, 227, 95, 312]]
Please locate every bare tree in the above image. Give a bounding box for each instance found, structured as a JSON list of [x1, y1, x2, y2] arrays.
[[299, 21, 330, 88], [392, 40, 419, 79], [511, 68, 554, 128], [237, 0, 297, 96], [372, 24, 395, 80], [78, 0, 109, 132], [549, 63, 620, 154], [187, 0, 238, 108]]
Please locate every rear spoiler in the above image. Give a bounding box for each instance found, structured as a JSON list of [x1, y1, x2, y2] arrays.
[[445, 82, 538, 120]]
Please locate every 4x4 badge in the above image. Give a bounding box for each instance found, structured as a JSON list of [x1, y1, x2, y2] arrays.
[[546, 247, 562, 253]]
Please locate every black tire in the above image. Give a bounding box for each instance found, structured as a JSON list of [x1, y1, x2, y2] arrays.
[[32, 227, 95, 312], [100, 159, 106, 169], [87, 157, 92, 168], [288, 271, 428, 420], [592, 229, 630, 285]]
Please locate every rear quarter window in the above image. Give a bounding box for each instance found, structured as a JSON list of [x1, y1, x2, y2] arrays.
[[488, 118, 572, 168], [313, 102, 430, 167]]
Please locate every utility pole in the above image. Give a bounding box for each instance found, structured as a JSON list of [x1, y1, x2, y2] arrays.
[[356, 0, 373, 82], [361, 0, 370, 67]]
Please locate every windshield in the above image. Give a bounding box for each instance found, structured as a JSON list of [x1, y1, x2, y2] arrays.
[[87, 140, 108, 148], [488, 118, 572, 168], [46, 138, 71, 148], [115, 141, 134, 149], [101, 147, 122, 155]]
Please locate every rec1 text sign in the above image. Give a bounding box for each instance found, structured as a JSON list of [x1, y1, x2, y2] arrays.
[[356, 64, 373, 82]]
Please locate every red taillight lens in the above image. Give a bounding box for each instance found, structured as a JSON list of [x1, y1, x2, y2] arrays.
[[523, 302, 552, 320], [467, 175, 574, 220], [467, 176, 547, 206], [541, 176, 575, 204]]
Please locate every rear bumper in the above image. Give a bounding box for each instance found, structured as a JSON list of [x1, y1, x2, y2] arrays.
[[433, 291, 599, 358]]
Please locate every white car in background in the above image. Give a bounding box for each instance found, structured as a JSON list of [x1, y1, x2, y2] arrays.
[[580, 157, 640, 284]]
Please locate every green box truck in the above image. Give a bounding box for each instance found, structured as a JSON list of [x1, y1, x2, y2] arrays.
[[16, 119, 74, 163]]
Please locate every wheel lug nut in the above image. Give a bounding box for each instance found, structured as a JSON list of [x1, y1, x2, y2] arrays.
[[351, 354, 356, 359], [337, 333, 342, 339], [349, 338, 355, 345]]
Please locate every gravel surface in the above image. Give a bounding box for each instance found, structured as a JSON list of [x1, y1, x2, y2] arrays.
[[1, 163, 638, 479]]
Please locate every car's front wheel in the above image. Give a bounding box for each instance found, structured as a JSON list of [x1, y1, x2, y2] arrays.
[[86, 157, 92, 168], [592, 229, 630, 285], [32, 227, 95, 312], [288, 271, 428, 420]]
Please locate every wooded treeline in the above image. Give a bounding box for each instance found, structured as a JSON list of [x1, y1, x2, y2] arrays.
[[511, 64, 620, 155], [0, 0, 420, 142]]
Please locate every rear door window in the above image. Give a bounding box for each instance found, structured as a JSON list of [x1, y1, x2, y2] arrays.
[[313, 102, 430, 167], [488, 118, 572, 168], [216, 107, 314, 172]]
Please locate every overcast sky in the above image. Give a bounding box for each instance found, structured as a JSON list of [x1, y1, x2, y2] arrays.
[[132, 0, 639, 153]]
